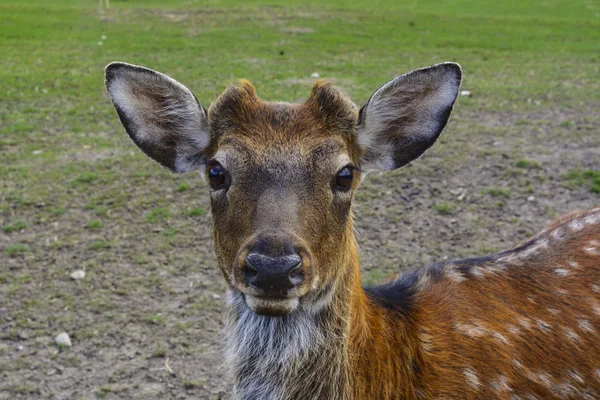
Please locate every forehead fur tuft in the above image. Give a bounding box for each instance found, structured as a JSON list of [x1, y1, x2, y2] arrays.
[[206, 79, 359, 144], [304, 80, 358, 132], [208, 79, 261, 133]]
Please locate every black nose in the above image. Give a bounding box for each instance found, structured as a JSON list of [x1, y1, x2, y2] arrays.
[[244, 253, 303, 295]]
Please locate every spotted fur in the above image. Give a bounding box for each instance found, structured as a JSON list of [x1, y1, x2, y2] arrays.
[[105, 62, 600, 399]]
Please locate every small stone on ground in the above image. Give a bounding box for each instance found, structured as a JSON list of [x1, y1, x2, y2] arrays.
[[55, 332, 72, 347], [70, 270, 85, 280]]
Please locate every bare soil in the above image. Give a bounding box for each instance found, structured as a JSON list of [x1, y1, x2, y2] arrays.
[[1, 105, 599, 399]]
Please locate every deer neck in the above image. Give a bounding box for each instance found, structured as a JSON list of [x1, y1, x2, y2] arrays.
[[225, 225, 415, 400], [224, 227, 358, 399]]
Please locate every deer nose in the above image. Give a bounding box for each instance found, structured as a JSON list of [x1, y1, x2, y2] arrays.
[[244, 253, 303, 295]]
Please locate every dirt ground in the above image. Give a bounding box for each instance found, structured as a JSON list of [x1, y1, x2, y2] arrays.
[[1, 103, 599, 399]]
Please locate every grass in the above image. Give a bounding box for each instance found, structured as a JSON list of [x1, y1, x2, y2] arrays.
[[485, 187, 512, 198], [4, 244, 29, 256], [185, 207, 205, 217], [564, 169, 600, 194], [146, 207, 170, 222], [3, 220, 27, 233], [0, 0, 598, 398], [434, 202, 457, 215], [70, 172, 98, 187], [86, 220, 104, 230], [515, 159, 542, 169], [88, 241, 109, 251], [176, 183, 190, 192]]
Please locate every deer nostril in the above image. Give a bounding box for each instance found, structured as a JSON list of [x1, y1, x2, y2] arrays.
[[289, 265, 304, 286], [245, 262, 258, 278], [243, 252, 304, 293]]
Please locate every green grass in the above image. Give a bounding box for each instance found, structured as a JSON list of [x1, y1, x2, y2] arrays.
[[3, 220, 27, 233], [150, 347, 167, 358], [86, 220, 104, 230], [88, 241, 109, 251], [52, 207, 67, 216], [0, 1, 598, 397], [1, 0, 598, 223], [185, 207, 205, 217], [515, 159, 542, 169], [146, 314, 166, 326], [4, 244, 29, 256], [146, 207, 170, 222], [70, 172, 98, 187], [183, 380, 205, 390], [176, 183, 190, 192], [434, 202, 457, 215], [564, 169, 600, 194], [485, 187, 512, 198]]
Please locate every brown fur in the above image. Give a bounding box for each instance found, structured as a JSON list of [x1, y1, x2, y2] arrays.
[[206, 82, 600, 399], [106, 63, 599, 399]]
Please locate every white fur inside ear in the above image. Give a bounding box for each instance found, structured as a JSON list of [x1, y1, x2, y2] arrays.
[[106, 63, 210, 173], [357, 63, 461, 171]]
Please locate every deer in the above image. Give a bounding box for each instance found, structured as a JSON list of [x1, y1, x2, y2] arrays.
[[104, 61, 600, 400]]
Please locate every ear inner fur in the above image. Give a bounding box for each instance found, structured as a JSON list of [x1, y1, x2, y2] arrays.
[[105, 62, 210, 172]]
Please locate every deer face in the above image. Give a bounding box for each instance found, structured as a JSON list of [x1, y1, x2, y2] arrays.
[[105, 62, 461, 316]]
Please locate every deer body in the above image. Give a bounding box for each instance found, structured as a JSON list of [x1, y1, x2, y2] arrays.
[[228, 208, 600, 400], [105, 62, 600, 399]]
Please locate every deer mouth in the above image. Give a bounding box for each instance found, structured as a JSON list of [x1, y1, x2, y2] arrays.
[[243, 294, 299, 316]]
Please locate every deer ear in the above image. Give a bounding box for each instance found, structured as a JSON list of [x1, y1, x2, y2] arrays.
[[105, 62, 210, 173], [357, 62, 461, 171]]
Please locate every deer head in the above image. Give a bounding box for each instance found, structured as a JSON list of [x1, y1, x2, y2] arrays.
[[105, 62, 461, 316]]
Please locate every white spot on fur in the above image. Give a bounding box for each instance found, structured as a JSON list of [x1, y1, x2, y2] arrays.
[[568, 260, 581, 270], [553, 382, 578, 397], [511, 238, 549, 260], [445, 264, 465, 283], [554, 268, 569, 276], [551, 227, 565, 241], [455, 322, 487, 338], [486, 263, 507, 273], [491, 375, 511, 393], [592, 284, 600, 293], [547, 307, 560, 316], [584, 213, 600, 226], [568, 369, 585, 384], [584, 239, 599, 254], [595, 369, 600, 382], [584, 244, 598, 255], [507, 324, 521, 336], [536, 371, 553, 388], [512, 359, 524, 370], [492, 331, 509, 345], [568, 219, 585, 232], [536, 319, 551, 333], [577, 319, 594, 333], [518, 317, 533, 330], [563, 327, 580, 342], [471, 266, 487, 278], [463, 367, 481, 389]]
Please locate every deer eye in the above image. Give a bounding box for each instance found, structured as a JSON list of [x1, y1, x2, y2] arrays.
[[208, 163, 225, 188], [335, 166, 353, 190]]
